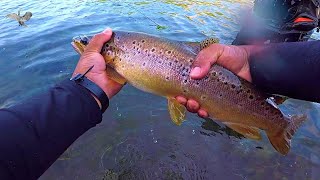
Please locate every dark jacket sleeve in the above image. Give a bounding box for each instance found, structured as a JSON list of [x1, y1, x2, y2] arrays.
[[0, 79, 102, 179], [249, 40, 320, 102]]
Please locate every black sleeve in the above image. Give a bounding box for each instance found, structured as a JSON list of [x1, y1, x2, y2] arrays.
[[249, 40, 320, 102], [0, 79, 102, 179]]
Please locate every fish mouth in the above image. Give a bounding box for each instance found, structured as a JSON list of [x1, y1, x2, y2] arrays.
[[71, 35, 91, 55]]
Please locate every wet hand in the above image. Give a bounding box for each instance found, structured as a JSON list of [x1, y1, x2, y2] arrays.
[[190, 44, 251, 82], [72, 28, 123, 108], [176, 44, 252, 118]]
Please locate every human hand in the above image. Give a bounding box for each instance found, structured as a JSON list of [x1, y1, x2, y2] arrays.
[[72, 28, 123, 108], [176, 44, 253, 118]]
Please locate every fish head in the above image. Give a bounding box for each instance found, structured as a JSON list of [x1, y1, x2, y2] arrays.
[[71, 35, 92, 55], [72, 33, 122, 65]]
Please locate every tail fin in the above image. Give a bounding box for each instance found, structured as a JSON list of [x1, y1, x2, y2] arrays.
[[267, 114, 307, 155]]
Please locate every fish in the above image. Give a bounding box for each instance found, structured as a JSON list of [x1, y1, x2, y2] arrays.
[[6, 10, 32, 27], [71, 31, 306, 155]]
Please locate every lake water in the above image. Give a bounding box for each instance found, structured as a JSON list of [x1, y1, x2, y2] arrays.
[[1, 0, 320, 179]]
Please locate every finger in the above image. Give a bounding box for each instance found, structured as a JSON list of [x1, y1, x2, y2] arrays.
[[186, 99, 200, 113], [198, 109, 208, 118], [175, 96, 187, 105], [85, 28, 113, 53], [190, 44, 223, 80]]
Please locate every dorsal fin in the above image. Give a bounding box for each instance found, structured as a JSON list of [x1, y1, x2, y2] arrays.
[[200, 37, 220, 50]]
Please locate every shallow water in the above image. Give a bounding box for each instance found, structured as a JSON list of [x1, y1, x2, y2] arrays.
[[1, 0, 320, 179]]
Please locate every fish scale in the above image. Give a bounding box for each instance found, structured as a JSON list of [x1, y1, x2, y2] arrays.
[[72, 31, 306, 155]]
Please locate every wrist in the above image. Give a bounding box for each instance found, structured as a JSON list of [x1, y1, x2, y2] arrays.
[[238, 45, 260, 82], [70, 69, 109, 113], [85, 75, 114, 99], [90, 93, 102, 109]]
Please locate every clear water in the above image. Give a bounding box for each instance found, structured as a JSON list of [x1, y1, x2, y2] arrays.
[[1, 0, 320, 179]]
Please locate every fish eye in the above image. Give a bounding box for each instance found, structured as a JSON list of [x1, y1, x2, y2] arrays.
[[80, 36, 89, 45]]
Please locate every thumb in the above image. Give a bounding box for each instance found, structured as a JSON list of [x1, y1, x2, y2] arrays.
[[190, 44, 224, 79], [189, 49, 214, 79], [85, 28, 113, 53]]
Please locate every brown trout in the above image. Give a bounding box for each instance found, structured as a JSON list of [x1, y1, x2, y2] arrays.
[[72, 31, 306, 155]]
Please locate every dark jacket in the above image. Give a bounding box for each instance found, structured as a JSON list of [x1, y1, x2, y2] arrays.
[[0, 80, 102, 179]]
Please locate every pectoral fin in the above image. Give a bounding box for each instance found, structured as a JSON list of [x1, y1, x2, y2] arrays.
[[106, 66, 127, 85], [200, 37, 220, 50], [168, 98, 186, 126], [224, 122, 262, 140]]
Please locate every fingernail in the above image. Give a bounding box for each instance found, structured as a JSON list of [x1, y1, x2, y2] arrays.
[[103, 28, 112, 34], [190, 67, 201, 77]]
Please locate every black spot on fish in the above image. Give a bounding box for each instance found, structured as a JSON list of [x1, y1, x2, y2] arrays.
[[132, 41, 136, 44], [167, 50, 171, 54], [196, 82, 200, 85], [183, 89, 187, 93], [249, 95, 254, 100], [219, 94, 223, 98], [106, 44, 109, 48], [246, 89, 251, 93], [141, 40, 145, 43], [212, 72, 217, 76], [256, 146, 263, 149], [231, 84, 236, 89], [143, 62, 146, 66], [169, 62, 172, 66], [219, 72, 222, 76], [184, 79, 188, 83], [201, 95, 206, 100], [151, 48, 155, 52], [166, 76, 169, 80]]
